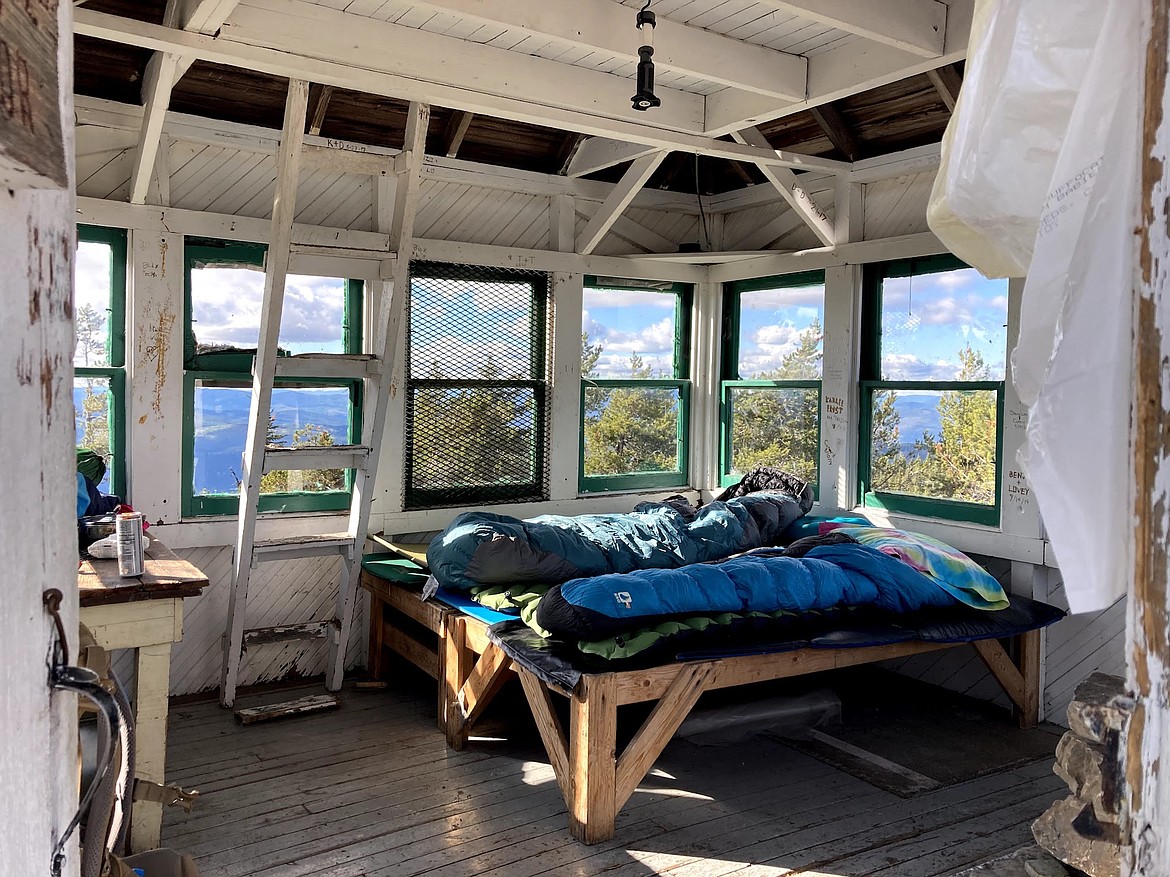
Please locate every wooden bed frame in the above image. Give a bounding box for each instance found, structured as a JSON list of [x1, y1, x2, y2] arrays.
[[361, 569, 1043, 844]]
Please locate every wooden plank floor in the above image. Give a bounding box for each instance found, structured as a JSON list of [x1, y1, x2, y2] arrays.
[[162, 676, 1066, 877]]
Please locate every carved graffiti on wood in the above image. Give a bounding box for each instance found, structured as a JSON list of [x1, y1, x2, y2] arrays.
[[0, 0, 67, 189]]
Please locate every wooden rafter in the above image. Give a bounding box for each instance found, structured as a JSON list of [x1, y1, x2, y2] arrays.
[[810, 102, 862, 162], [401, 0, 807, 101], [926, 64, 964, 111], [73, 4, 849, 175], [128, 0, 242, 204], [307, 84, 334, 136], [442, 110, 474, 158], [703, 0, 975, 137], [731, 127, 835, 246], [753, 0, 947, 58], [567, 138, 661, 178], [576, 152, 668, 255]]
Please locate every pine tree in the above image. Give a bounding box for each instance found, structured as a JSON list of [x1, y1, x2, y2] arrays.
[[582, 353, 678, 476], [913, 346, 998, 503], [727, 318, 822, 482]]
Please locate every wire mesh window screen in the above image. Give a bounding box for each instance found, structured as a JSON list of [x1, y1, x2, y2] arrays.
[[405, 263, 550, 508]]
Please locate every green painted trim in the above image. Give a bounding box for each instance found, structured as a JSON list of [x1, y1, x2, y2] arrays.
[[76, 226, 128, 496], [578, 380, 689, 493], [181, 370, 359, 517], [577, 282, 692, 495], [727, 270, 826, 295], [856, 381, 1003, 526]]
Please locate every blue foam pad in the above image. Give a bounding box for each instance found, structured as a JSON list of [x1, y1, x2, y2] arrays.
[[435, 587, 518, 625]]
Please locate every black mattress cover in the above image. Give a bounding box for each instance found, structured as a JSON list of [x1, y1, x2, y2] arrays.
[[486, 594, 1066, 694]]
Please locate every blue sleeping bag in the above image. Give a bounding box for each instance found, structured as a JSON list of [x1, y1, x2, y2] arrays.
[[427, 491, 812, 592], [535, 542, 970, 640]]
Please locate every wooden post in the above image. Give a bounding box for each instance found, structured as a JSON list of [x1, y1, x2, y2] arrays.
[[443, 615, 470, 750], [0, 1, 77, 873], [569, 673, 618, 843], [1127, 2, 1170, 872]]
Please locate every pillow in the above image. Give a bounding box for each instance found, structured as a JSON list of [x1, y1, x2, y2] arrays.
[[823, 526, 1009, 611]]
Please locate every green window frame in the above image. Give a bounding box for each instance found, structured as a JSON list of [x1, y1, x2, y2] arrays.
[[578, 278, 692, 494], [858, 253, 1005, 526], [404, 262, 550, 510], [75, 225, 128, 497], [181, 238, 365, 517], [719, 270, 824, 496]]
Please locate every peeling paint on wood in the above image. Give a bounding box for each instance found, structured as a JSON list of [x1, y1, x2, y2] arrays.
[[141, 307, 176, 419], [1127, 2, 1170, 874], [0, 0, 66, 189]]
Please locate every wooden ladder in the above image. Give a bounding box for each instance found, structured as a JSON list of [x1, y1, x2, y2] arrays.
[[218, 80, 429, 721]]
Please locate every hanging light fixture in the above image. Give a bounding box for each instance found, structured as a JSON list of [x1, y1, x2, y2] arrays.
[[631, 0, 660, 111]]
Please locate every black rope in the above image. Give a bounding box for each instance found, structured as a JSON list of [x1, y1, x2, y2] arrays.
[[693, 155, 710, 251]]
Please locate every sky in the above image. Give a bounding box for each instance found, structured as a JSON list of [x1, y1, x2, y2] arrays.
[[583, 287, 678, 378], [190, 265, 347, 354], [736, 281, 825, 378], [879, 267, 1008, 381], [75, 240, 113, 367], [409, 277, 536, 379]]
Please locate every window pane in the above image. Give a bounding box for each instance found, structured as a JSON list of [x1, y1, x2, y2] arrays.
[[410, 275, 537, 380], [727, 386, 818, 485], [74, 376, 112, 493], [190, 266, 347, 354], [408, 385, 539, 495], [75, 241, 112, 368], [868, 388, 998, 505], [879, 268, 1008, 381], [583, 385, 681, 477], [582, 288, 678, 379], [736, 281, 824, 379], [192, 381, 351, 496]]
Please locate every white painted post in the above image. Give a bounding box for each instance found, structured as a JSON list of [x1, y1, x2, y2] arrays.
[[1001, 277, 1043, 541], [548, 272, 584, 501], [820, 264, 862, 512], [0, 1, 79, 874], [127, 230, 185, 523], [689, 279, 723, 496]]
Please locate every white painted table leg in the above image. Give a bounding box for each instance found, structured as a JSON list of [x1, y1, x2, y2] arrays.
[[130, 642, 172, 853]]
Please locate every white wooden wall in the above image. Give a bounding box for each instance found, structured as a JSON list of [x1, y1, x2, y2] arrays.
[[75, 108, 1127, 704]]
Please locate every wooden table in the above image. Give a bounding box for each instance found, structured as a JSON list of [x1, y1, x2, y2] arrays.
[[79, 538, 208, 853]]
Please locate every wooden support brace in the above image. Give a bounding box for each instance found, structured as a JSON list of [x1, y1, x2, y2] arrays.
[[517, 669, 572, 802], [615, 663, 714, 811], [455, 640, 512, 732], [569, 673, 618, 844], [972, 634, 1041, 728]]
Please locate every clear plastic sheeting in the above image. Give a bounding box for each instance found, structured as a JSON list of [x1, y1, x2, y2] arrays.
[[930, 0, 1140, 613], [927, 0, 1102, 279]]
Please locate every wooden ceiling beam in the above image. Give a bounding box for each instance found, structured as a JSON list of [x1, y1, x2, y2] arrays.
[[401, 0, 807, 101], [74, 4, 848, 174], [731, 127, 835, 246], [442, 111, 474, 158], [926, 64, 963, 111], [577, 152, 668, 255], [554, 132, 586, 175], [753, 0, 947, 58], [566, 138, 662, 178], [704, 0, 974, 136], [809, 102, 861, 162]]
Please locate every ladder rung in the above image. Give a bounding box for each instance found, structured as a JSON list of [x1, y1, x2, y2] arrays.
[[253, 533, 354, 562], [235, 693, 341, 725], [243, 620, 336, 648], [272, 353, 381, 381], [262, 445, 370, 473]]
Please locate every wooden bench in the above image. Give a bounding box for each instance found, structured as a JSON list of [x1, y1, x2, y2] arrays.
[[361, 569, 1043, 845]]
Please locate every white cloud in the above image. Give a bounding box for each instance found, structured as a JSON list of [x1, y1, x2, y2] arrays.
[[881, 352, 961, 381], [583, 288, 675, 310], [739, 285, 824, 310], [190, 267, 345, 350]]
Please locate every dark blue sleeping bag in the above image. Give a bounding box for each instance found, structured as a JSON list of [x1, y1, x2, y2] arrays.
[[427, 491, 812, 592], [535, 542, 962, 640]]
